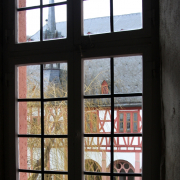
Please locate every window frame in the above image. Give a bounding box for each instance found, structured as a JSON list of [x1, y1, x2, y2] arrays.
[[2, 0, 161, 179]]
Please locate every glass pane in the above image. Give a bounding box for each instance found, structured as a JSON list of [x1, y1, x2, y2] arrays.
[[44, 101, 68, 135], [85, 175, 110, 180], [114, 176, 137, 180], [19, 102, 41, 134], [43, 63, 67, 98], [19, 173, 41, 180], [18, 9, 40, 43], [43, 0, 66, 4], [113, 0, 142, 32], [18, 0, 40, 8], [44, 174, 68, 180], [18, 65, 40, 98], [83, 0, 110, 35], [19, 138, 41, 170], [44, 138, 68, 171], [84, 58, 110, 95], [84, 99, 111, 134], [114, 97, 142, 134], [84, 137, 111, 173], [114, 137, 142, 174], [114, 56, 142, 94], [43, 5, 67, 40]]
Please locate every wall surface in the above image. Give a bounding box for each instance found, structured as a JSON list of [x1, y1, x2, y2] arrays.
[[160, 0, 180, 179], [0, 0, 3, 179]]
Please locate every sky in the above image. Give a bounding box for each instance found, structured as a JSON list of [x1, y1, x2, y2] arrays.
[[24, 0, 142, 36]]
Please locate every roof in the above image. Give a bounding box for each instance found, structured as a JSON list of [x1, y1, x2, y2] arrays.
[[31, 13, 142, 41]]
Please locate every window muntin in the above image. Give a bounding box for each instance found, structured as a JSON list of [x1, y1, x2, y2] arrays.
[[17, 63, 68, 179], [83, 56, 143, 179], [17, 0, 67, 43], [83, 0, 142, 36]]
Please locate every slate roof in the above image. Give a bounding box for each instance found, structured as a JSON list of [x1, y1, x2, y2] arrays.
[[31, 13, 142, 41], [28, 13, 142, 107]]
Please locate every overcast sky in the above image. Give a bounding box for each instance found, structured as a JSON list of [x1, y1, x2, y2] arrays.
[[25, 0, 142, 36]]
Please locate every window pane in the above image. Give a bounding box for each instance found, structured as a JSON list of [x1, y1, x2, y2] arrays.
[[114, 56, 142, 94], [19, 173, 41, 180], [43, 63, 67, 98], [43, 0, 66, 5], [84, 58, 111, 95], [44, 174, 68, 180], [114, 97, 142, 134], [84, 99, 111, 134], [43, 5, 67, 40], [18, 65, 40, 99], [114, 176, 137, 180], [19, 138, 41, 170], [113, 0, 142, 32], [84, 137, 111, 173], [44, 101, 67, 135], [83, 0, 110, 35], [114, 137, 142, 173], [85, 175, 110, 180], [44, 138, 68, 171], [18, 9, 40, 43], [18, 0, 40, 8], [18, 102, 41, 134]]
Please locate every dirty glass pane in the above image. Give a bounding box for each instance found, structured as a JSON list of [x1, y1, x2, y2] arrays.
[[43, 5, 67, 40], [84, 137, 111, 173], [84, 58, 111, 95], [44, 138, 68, 171], [18, 102, 41, 134], [113, 0, 142, 32], [114, 137, 142, 174], [84, 98, 111, 134], [83, 0, 110, 35], [44, 101, 67, 135], [43, 0, 66, 5], [18, 65, 40, 98], [85, 175, 110, 180], [19, 173, 41, 180], [114, 97, 142, 134], [43, 63, 67, 98], [19, 138, 41, 170], [18, 9, 40, 43], [18, 0, 40, 8], [114, 56, 142, 94], [44, 174, 68, 180]]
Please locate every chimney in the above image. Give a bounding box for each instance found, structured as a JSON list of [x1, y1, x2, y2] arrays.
[[48, 0, 56, 33]]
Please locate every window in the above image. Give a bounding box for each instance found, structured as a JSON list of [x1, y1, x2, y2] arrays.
[[2, 0, 159, 180]]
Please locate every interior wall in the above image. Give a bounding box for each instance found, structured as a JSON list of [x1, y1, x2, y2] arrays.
[[0, 0, 3, 179], [160, 0, 180, 179]]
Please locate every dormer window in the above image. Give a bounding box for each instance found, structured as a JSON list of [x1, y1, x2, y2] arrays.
[[101, 80, 109, 94]]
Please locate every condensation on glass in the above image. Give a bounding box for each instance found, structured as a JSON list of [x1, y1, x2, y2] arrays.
[[114, 97, 142, 134], [84, 98, 111, 134], [18, 102, 41, 135], [44, 138, 68, 171], [83, 0, 110, 35], [113, 0, 142, 32], [84, 58, 111, 95], [44, 101, 68, 135], [84, 137, 111, 173], [113, 137, 142, 174], [43, 62, 67, 98], [114, 56, 142, 94]]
